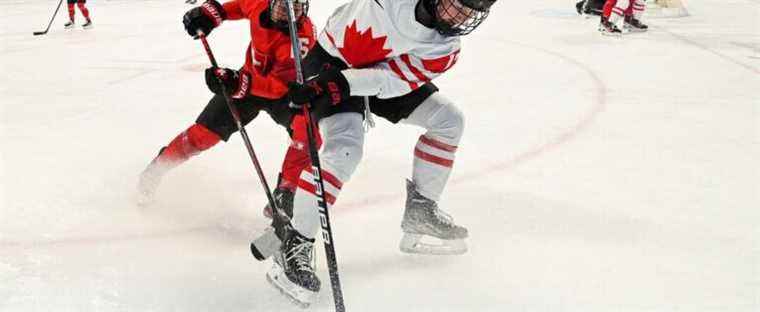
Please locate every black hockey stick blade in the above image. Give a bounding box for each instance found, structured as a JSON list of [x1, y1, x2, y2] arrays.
[[33, 0, 64, 36]]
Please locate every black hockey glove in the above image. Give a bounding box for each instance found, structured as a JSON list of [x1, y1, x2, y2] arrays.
[[287, 69, 350, 109], [183, 0, 226, 38], [205, 67, 252, 100]]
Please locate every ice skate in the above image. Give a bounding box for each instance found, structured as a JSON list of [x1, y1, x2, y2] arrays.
[[576, 1, 584, 15], [266, 228, 320, 307], [185, 0, 198, 4], [624, 15, 648, 32], [136, 148, 169, 206], [263, 187, 294, 219], [599, 17, 622, 36], [399, 180, 468, 255], [82, 19, 93, 29], [64, 20, 75, 29], [252, 186, 294, 260]]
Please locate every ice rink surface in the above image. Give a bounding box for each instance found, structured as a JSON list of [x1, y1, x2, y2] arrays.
[[1, 0, 758, 311]]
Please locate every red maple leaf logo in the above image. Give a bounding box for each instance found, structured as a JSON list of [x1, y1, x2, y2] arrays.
[[327, 21, 392, 68]]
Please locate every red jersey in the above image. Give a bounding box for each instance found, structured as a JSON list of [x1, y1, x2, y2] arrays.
[[223, 0, 317, 99]]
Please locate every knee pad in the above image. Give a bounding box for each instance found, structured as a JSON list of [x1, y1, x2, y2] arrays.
[[407, 94, 465, 146], [318, 113, 364, 182]]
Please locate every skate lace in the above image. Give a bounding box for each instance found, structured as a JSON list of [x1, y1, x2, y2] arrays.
[[432, 208, 455, 227], [285, 239, 315, 273]]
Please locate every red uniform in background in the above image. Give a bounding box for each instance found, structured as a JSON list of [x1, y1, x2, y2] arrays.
[[65, 0, 92, 29], [138, 0, 319, 210], [599, 0, 648, 34]]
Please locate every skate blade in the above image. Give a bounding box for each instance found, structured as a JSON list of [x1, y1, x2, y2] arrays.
[[400, 233, 467, 255], [83, 25, 93, 30], [266, 263, 317, 308], [599, 31, 622, 37], [625, 28, 648, 33]]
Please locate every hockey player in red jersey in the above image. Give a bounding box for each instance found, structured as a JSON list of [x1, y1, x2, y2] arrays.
[[137, 0, 319, 216], [64, 0, 92, 29], [259, 0, 497, 306], [599, 0, 648, 35]]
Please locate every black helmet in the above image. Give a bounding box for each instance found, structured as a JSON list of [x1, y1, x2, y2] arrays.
[[430, 0, 496, 36], [268, 0, 309, 29]]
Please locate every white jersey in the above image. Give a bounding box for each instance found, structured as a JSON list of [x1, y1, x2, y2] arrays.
[[318, 0, 461, 99]]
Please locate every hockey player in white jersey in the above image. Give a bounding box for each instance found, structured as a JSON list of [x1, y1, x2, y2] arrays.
[[262, 0, 496, 306]]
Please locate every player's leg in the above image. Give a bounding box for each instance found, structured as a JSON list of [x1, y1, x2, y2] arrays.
[[600, 0, 623, 35], [265, 44, 364, 306], [267, 111, 364, 306], [625, 0, 648, 31], [610, 0, 630, 27], [65, 0, 77, 28], [136, 94, 261, 204], [400, 93, 468, 254], [261, 112, 323, 219], [77, 0, 92, 29], [366, 84, 467, 255]]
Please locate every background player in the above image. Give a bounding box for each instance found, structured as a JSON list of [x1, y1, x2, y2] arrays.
[[599, 0, 648, 35], [64, 0, 92, 29]]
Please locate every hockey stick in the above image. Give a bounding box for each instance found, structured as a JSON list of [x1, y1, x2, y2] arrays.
[[33, 0, 64, 35], [196, 33, 283, 230], [283, 1, 346, 311]]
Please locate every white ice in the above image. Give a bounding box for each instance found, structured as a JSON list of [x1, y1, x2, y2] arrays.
[[1, 0, 758, 311]]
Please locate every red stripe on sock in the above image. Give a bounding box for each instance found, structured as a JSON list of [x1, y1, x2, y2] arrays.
[[419, 135, 457, 152], [297, 178, 337, 205], [414, 148, 453, 168], [319, 170, 343, 190]]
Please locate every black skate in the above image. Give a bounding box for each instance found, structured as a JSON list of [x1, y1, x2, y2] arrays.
[[82, 19, 93, 29], [136, 147, 169, 206], [624, 16, 648, 32], [400, 180, 468, 255], [266, 229, 320, 307], [599, 17, 622, 36], [185, 0, 198, 4], [251, 181, 295, 261], [64, 20, 75, 29], [263, 186, 294, 219], [575, 1, 584, 15]]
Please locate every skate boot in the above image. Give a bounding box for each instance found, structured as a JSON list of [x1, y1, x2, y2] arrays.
[[400, 180, 468, 255], [263, 187, 294, 219], [251, 186, 294, 261], [266, 228, 320, 307], [82, 19, 93, 29], [64, 20, 75, 29], [624, 15, 648, 32], [599, 17, 622, 36], [575, 1, 584, 15], [136, 147, 169, 206]]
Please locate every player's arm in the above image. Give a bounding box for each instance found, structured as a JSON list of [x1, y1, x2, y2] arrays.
[[183, 0, 255, 37], [288, 51, 458, 107], [222, 0, 248, 20], [342, 52, 453, 99]]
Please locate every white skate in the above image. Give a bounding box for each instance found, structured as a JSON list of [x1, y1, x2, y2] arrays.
[[399, 180, 468, 255]]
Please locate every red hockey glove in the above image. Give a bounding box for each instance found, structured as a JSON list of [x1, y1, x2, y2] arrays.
[[287, 69, 350, 109], [183, 0, 226, 38], [205, 67, 251, 100]]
